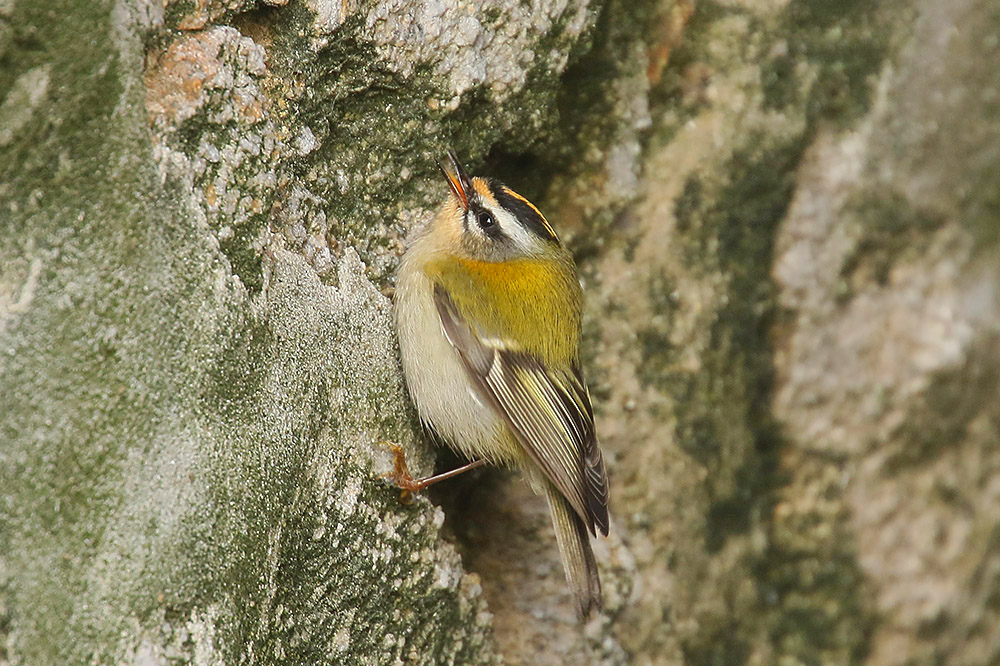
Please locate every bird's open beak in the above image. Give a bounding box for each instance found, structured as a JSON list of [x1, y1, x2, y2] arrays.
[[439, 150, 473, 210]]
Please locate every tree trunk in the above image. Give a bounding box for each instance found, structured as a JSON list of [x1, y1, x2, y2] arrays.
[[2, 0, 998, 664]]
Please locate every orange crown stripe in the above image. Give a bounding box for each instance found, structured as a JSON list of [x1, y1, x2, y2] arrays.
[[501, 187, 556, 239]]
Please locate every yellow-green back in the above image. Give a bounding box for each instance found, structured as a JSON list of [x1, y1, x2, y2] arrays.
[[424, 251, 582, 367]]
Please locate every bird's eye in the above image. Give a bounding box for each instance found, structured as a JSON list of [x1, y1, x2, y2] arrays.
[[477, 211, 496, 229]]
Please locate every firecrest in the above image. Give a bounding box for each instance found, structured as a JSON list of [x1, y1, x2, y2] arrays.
[[391, 151, 610, 618]]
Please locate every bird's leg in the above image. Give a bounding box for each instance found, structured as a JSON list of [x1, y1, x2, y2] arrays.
[[383, 444, 487, 497]]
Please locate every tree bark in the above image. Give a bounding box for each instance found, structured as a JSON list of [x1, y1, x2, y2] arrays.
[[2, 0, 999, 664]]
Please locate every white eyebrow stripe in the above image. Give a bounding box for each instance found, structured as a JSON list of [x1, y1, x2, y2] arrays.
[[492, 205, 542, 254]]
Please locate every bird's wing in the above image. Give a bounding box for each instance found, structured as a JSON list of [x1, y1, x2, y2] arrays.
[[433, 283, 609, 536]]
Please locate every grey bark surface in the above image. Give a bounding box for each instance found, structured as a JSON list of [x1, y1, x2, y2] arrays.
[[2, 0, 999, 664]]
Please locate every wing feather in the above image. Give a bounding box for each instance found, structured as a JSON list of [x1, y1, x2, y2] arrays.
[[434, 284, 609, 536]]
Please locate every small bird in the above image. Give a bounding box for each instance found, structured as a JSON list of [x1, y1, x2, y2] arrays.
[[391, 151, 610, 618]]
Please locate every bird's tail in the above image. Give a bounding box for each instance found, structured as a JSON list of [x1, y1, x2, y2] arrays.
[[546, 483, 602, 619]]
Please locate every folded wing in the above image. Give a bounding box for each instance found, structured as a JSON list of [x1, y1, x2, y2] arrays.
[[434, 284, 609, 536]]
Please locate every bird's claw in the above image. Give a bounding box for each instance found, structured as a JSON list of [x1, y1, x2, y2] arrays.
[[381, 443, 422, 503]]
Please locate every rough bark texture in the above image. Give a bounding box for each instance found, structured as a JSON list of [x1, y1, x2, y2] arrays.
[[2, 0, 999, 664]]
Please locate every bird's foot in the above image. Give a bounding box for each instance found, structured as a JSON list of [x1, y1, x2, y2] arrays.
[[381, 443, 489, 502], [381, 443, 422, 503]]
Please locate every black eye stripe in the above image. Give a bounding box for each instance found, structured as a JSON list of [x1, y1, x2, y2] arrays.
[[487, 180, 558, 242], [477, 211, 496, 228], [468, 205, 502, 239]]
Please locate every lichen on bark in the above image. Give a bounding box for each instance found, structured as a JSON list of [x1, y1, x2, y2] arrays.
[[3, 0, 1000, 664]]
